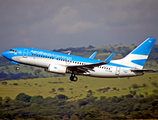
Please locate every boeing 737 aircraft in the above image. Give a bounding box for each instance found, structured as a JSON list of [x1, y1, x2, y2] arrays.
[[1, 38, 157, 81]]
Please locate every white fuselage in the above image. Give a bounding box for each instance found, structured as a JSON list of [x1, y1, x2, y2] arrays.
[[12, 55, 142, 78]]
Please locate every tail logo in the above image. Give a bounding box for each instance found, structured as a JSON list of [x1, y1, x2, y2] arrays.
[[131, 59, 146, 67]]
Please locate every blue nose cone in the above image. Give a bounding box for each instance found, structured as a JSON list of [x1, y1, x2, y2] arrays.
[[1, 51, 12, 60], [2, 51, 7, 57]]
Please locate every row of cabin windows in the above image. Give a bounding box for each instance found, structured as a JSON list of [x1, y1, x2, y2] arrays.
[[57, 58, 109, 69], [32, 54, 54, 59], [32, 53, 108, 69], [31, 54, 84, 65], [100, 67, 111, 70], [57, 58, 85, 65]]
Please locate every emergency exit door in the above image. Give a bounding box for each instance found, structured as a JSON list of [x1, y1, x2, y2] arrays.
[[115, 67, 120, 75], [23, 49, 28, 58]]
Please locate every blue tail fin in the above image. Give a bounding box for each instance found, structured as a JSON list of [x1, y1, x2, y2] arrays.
[[130, 38, 156, 55], [111, 38, 156, 69]]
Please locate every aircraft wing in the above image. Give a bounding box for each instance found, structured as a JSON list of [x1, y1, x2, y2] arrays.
[[67, 62, 108, 72], [67, 52, 115, 73], [131, 69, 158, 73]]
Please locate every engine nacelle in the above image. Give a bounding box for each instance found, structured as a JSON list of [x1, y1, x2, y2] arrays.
[[46, 64, 67, 74]]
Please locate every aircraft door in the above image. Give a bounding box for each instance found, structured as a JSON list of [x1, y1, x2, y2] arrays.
[[115, 67, 120, 75], [23, 49, 28, 58]]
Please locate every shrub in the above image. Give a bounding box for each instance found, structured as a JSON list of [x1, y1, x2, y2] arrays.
[[130, 91, 137, 95], [54, 94, 68, 100], [100, 96, 106, 100], [1, 81, 7, 85], [142, 83, 147, 87], [16, 93, 31, 102], [30, 95, 43, 104], [13, 83, 18, 85], [97, 87, 109, 93], [78, 99, 89, 106], [69, 88, 73, 90], [151, 82, 158, 87], [58, 87, 65, 92], [153, 90, 158, 94], [113, 87, 117, 90], [131, 84, 139, 89], [4, 97, 11, 103], [51, 88, 56, 92]]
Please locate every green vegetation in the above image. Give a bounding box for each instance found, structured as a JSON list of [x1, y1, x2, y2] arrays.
[[0, 76, 158, 119], [1, 92, 158, 119], [0, 73, 158, 100]]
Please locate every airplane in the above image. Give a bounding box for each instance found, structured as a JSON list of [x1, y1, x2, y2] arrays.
[[1, 38, 157, 81]]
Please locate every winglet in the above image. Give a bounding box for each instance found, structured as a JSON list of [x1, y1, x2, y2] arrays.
[[89, 51, 97, 59], [105, 52, 115, 62]]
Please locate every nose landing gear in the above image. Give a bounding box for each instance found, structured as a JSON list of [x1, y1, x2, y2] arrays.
[[16, 66, 20, 70]]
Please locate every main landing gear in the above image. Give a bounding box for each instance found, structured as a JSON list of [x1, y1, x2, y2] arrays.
[[70, 73, 78, 82]]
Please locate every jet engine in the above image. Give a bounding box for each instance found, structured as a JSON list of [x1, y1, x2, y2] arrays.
[[45, 64, 67, 74]]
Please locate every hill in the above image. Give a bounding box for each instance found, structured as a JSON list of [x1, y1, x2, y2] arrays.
[[0, 73, 158, 100]]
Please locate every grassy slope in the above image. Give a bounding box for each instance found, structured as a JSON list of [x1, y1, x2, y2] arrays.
[[0, 73, 158, 100]]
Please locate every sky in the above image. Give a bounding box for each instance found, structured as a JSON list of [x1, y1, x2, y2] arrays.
[[0, 0, 158, 54]]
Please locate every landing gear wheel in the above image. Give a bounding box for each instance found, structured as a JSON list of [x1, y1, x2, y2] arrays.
[[16, 66, 20, 70], [70, 74, 78, 81], [73, 76, 78, 81]]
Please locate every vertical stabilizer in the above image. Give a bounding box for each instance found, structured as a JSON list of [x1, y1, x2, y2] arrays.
[[111, 38, 156, 69]]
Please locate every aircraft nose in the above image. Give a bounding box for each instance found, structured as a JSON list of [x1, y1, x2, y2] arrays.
[[1, 51, 11, 60], [2, 51, 7, 57]]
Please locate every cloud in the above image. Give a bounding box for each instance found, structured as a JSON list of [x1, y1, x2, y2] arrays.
[[57, 21, 97, 34], [52, 6, 97, 34], [52, 6, 78, 24], [0, 0, 158, 54]]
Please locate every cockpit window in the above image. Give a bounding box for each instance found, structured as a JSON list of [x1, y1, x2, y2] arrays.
[[10, 49, 17, 52]]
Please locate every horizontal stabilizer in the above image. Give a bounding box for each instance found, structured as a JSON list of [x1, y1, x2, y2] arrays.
[[89, 52, 97, 59], [105, 52, 115, 63], [131, 69, 158, 73]]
